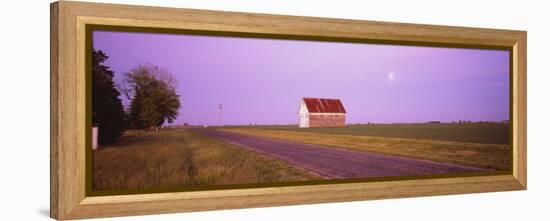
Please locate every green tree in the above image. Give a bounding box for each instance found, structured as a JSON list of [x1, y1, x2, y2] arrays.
[[125, 64, 181, 130], [92, 49, 126, 144]]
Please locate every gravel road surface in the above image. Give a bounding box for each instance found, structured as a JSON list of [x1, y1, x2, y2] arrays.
[[197, 129, 490, 179]]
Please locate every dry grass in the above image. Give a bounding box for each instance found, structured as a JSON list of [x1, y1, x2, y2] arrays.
[[220, 128, 510, 171], [251, 123, 510, 144], [93, 129, 320, 191]]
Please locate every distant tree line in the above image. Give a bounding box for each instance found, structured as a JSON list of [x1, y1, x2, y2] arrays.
[[92, 49, 181, 144]]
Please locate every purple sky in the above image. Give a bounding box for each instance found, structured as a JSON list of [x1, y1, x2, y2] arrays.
[[93, 30, 509, 126]]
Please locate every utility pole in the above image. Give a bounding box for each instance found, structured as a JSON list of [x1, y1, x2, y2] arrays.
[[218, 103, 223, 127]]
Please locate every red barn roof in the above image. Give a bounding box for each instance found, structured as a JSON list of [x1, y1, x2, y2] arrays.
[[302, 98, 346, 113]]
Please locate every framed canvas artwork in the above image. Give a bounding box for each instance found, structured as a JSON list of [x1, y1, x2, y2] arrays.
[[50, 1, 527, 219]]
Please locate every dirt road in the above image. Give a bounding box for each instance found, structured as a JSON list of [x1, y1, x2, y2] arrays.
[[197, 129, 490, 179]]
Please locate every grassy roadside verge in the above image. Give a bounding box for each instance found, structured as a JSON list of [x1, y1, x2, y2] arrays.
[[251, 123, 510, 145], [220, 128, 510, 171], [93, 129, 321, 191]]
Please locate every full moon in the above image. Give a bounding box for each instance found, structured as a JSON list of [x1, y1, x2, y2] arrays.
[[388, 72, 396, 81]]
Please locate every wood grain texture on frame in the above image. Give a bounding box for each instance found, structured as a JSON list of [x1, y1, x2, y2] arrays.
[[50, 1, 527, 219]]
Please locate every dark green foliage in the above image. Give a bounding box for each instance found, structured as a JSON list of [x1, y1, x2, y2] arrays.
[[92, 49, 126, 144], [128, 89, 145, 129], [125, 65, 181, 130]]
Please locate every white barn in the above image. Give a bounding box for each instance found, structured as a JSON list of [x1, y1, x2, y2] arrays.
[[298, 97, 346, 128]]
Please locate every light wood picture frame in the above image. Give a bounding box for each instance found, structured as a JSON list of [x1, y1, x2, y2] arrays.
[[50, 1, 527, 220]]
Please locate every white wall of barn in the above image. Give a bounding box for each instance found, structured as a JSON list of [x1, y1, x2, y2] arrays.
[[298, 100, 310, 128]]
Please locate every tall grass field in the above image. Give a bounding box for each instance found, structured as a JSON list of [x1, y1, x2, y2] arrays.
[[93, 129, 320, 191], [250, 123, 510, 144], [222, 123, 510, 171], [93, 123, 510, 191]]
